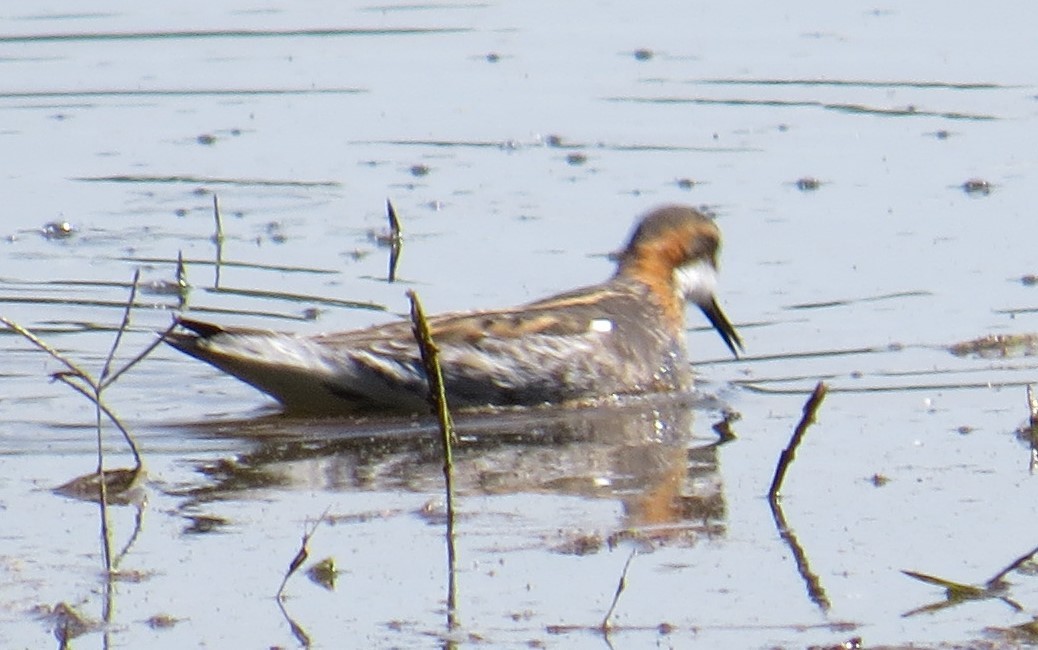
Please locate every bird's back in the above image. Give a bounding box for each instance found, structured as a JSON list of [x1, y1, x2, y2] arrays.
[[168, 276, 688, 413]]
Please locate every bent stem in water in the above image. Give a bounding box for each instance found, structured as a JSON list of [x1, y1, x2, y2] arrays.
[[408, 290, 459, 631]]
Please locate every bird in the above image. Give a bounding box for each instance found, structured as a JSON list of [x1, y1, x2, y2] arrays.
[[166, 204, 742, 414]]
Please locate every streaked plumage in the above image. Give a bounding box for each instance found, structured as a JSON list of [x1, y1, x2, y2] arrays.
[[166, 204, 741, 413]]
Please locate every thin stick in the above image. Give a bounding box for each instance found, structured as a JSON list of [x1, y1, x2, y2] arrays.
[[176, 250, 189, 289], [986, 542, 1038, 588], [1, 316, 92, 381], [101, 320, 179, 390], [768, 381, 828, 501], [408, 291, 455, 444], [1027, 385, 1038, 474], [407, 290, 458, 630], [277, 506, 331, 600], [386, 199, 403, 283], [601, 549, 637, 631], [212, 194, 224, 288], [53, 373, 142, 469], [4, 275, 161, 581], [212, 194, 224, 244], [100, 269, 141, 383], [93, 378, 113, 574], [386, 198, 402, 239], [175, 250, 189, 311]]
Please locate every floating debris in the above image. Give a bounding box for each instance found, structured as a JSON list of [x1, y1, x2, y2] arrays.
[[962, 178, 992, 196], [40, 602, 97, 645], [40, 220, 75, 240], [949, 333, 1038, 358], [307, 557, 339, 591], [53, 466, 144, 505], [145, 614, 181, 629], [555, 530, 604, 556], [342, 249, 370, 261], [182, 514, 230, 535], [868, 473, 890, 487], [794, 177, 822, 191], [265, 221, 287, 244], [712, 408, 740, 441], [565, 152, 588, 166]]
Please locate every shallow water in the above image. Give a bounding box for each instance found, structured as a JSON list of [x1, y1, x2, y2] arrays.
[[4, 1, 1038, 648]]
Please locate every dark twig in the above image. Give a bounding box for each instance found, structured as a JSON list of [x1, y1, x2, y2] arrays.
[[0, 316, 90, 380], [769, 498, 831, 611], [386, 199, 403, 283], [901, 542, 1038, 617], [212, 194, 224, 288], [407, 290, 459, 630], [386, 198, 402, 238], [100, 268, 141, 384], [175, 250, 189, 310], [601, 549, 637, 631], [768, 381, 828, 501], [985, 542, 1038, 589], [212, 193, 224, 244], [101, 320, 179, 390], [2, 271, 161, 580], [176, 250, 189, 290], [277, 506, 331, 600], [1027, 385, 1038, 473], [276, 597, 312, 647]]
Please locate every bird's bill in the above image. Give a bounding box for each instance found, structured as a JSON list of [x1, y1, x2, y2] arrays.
[[699, 296, 742, 358]]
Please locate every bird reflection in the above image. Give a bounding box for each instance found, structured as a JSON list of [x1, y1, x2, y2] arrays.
[[179, 392, 731, 544]]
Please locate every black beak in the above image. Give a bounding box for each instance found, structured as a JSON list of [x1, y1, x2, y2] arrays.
[[700, 297, 742, 358]]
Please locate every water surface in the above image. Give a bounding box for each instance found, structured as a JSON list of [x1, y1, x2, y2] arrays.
[[4, 1, 1038, 647]]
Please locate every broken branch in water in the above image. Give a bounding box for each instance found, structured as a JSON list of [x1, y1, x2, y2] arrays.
[[386, 199, 403, 282], [1026, 385, 1038, 473], [276, 506, 331, 600], [768, 381, 829, 501], [601, 549, 637, 632], [408, 289, 459, 631]]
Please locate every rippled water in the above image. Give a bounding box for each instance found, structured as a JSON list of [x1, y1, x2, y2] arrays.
[[4, 2, 1038, 648]]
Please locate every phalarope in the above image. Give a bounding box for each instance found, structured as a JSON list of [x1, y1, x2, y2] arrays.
[[166, 204, 742, 413]]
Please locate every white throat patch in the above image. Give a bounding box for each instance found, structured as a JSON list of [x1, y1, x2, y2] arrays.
[[674, 259, 718, 305]]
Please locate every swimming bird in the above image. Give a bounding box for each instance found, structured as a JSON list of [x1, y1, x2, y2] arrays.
[[166, 204, 741, 414]]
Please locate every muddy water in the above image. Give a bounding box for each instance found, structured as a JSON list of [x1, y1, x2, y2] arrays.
[[4, 2, 1038, 648]]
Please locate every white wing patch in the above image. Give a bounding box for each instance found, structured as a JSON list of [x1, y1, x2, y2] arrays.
[[590, 319, 613, 333]]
